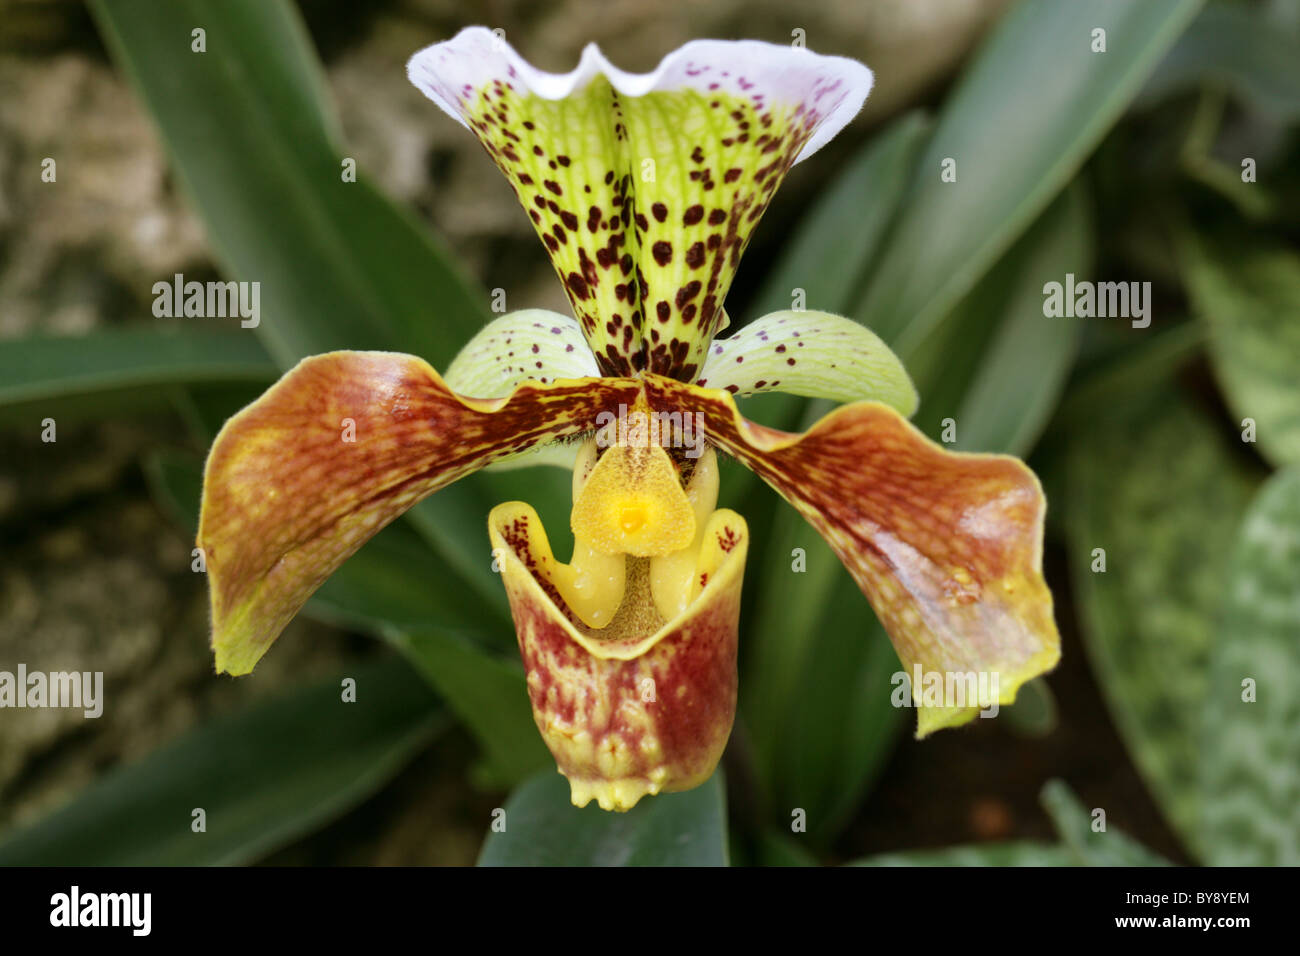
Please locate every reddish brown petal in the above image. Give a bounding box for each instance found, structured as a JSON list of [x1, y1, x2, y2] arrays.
[[199, 351, 638, 675], [645, 374, 1060, 735]]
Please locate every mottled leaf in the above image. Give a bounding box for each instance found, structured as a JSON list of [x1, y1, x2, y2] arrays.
[[1183, 234, 1300, 466], [1201, 465, 1300, 865], [1067, 393, 1258, 852]]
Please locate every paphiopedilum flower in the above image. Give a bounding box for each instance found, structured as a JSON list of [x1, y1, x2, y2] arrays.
[[198, 27, 1059, 812]]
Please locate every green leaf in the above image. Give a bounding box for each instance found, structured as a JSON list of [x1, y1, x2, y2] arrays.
[[752, 829, 820, 867], [1067, 392, 1258, 854], [1040, 780, 1172, 866], [904, 183, 1092, 454], [89, 0, 489, 367], [1052, 321, 1206, 431], [0, 655, 444, 865], [170, 382, 275, 444], [477, 769, 728, 866], [1201, 465, 1300, 865], [1138, 2, 1300, 120], [0, 328, 275, 425], [749, 111, 932, 320], [0, 328, 275, 405], [848, 841, 1076, 867], [856, 0, 1203, 354], [771, 601, 902, 840], [141, 448, 207, 532], [1182, 234, 1300, 466], [386, 629, 551, 789]]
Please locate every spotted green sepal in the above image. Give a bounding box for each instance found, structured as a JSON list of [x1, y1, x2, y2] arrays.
[[408, 27, 873, 381], [695, 309, 918, 416], [444, 309, 598, 399]]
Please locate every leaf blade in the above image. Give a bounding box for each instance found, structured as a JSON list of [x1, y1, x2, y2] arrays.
[[856, 0, 1202, 353], [1183, 234, 1300, 467], [477, 769, 728, 866], [0, 655, 444, 866], [1041, 780, 1172, 866], [1066, 392, 1259, 854], [0, 328, 275, 408], [386, 629, 552, 789], [1201, 466, 1300, 865]]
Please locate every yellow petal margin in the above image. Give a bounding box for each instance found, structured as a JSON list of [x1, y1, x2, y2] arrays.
[[198, 351, 639, 675], [644, 374, 1060, 736], [489, 501, 748, 811]]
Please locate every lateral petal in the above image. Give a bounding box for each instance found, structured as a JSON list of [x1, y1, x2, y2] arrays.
[[645, 374, 1060, 735], [695, 309, 918, 414], [199, 351, 638, 675], [444, 309, 598, 398]]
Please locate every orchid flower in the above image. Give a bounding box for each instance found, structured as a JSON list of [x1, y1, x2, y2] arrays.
[[197, 27, 1059, 812]]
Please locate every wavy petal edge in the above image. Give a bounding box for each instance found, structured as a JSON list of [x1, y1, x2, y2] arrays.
[[408, 26, 872, 164]]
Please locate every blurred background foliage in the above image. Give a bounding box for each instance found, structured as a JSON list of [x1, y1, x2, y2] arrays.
[[0, 0, 1296, 865]]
